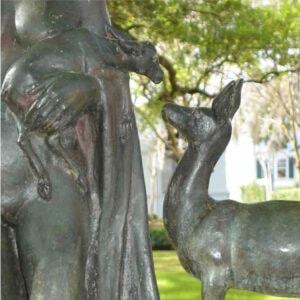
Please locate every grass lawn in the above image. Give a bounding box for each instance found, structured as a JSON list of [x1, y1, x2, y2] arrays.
[[153, 251, 299, 300]]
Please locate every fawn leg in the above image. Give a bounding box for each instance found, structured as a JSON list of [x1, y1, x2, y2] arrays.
[[85, 146, 101, 248], [201, 275, 227, 300], [46, 133, 88, 195], [17, 128, 51, 201], [76, 115, 101, 241], [74, 114, 102, 290], [201, 285, 226, 300]]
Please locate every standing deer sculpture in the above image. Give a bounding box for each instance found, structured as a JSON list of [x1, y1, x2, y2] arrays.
[[162, 79, 300, 300]]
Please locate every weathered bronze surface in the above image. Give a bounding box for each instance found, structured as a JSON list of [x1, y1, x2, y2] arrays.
[[162, 79, 300, 300], [2, 27, 162, 201], [1, 1, 161, 299]]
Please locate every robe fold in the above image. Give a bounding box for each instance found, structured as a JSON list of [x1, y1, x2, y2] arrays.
[[95, 72, 159, 300]]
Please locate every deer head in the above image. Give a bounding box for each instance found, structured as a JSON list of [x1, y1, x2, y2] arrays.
[[138, 41, 163, 84], [162, 79, 243, 159], [118, 40, 163, 84]]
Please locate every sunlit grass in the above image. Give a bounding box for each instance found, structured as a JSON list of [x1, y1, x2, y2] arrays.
[[153, 251, 299, 300]]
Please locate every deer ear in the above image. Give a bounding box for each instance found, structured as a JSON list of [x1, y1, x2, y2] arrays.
[[212, 79, 243, 122], [118, 40, 142, 56]]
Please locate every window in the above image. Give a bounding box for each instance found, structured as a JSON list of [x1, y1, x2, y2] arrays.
[[256, 160, 264, 179], [289, 158, 295, 179], [277, 159, 287, 178]]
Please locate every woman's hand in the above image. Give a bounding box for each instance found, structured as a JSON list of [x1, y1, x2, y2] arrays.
[[25, 72, 101, 133]]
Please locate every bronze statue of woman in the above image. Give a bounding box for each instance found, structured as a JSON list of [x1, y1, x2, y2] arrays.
[[1, 1, 160, 299]]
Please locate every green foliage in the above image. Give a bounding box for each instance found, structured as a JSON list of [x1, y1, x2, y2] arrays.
[[240, 184, 300, 202], [148, 213, 160, 222], [149, 225, 174, 250], [271, 186, 300, 201], [153, 251, 300, 300], [110, 0, 300, 80], [108, 1, 300, 161], [240, 181, 266, 203]]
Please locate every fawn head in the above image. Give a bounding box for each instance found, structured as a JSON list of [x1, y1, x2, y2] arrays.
[[119, 40, 163, 84], [162, 79, 243, 154]]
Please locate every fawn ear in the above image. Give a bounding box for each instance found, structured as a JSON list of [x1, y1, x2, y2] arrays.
[[118, 40, 142, 56], [212, 79, 243, 122]]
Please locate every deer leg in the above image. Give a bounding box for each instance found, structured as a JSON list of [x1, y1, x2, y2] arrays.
[[74, 115, 102, 241], [74, 114, 102, 289], [46, 133, 88, 196], [201, 276, 227, 300], [201, 285, 226, 300], [85, 149, 101, 248], [17, 128, 51, 201]]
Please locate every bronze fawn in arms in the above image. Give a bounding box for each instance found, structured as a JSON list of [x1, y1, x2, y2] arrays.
[[2, 27, 163, 200]]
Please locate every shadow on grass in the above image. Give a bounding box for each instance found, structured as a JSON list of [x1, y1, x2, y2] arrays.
[[153, 251, 300, 300]]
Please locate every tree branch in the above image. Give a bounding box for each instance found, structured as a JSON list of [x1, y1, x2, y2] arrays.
[[188, 9, 222, 21], [125, 24, 146, 31], [246, 68, 300, 84], [159, 55, 216, 99]]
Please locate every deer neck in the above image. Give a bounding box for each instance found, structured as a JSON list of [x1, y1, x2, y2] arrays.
[[164, 144, 216, 247]]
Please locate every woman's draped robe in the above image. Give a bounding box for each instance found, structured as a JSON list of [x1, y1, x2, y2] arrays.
[[94, 72, 159, 300]]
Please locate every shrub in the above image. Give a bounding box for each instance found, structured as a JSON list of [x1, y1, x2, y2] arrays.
[[148, 214, 160, 222], [271, 186, 300, 200], [240, 181, 266, 203], [149, 225, 174, 250]]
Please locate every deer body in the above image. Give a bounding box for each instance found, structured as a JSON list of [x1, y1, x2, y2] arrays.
[[162, 80, 300, 300]]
